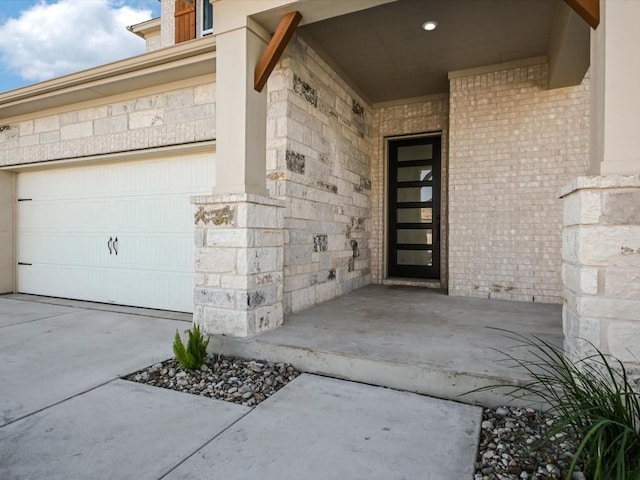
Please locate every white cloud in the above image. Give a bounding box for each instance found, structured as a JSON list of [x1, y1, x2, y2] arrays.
[[0, 0, 153, 82]]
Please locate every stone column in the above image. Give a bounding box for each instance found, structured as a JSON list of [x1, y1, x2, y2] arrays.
[[192, 16, 285, 336], [214, 19, 269, 196], [192, 193, 284, 337], [562, 0, 640, 376], [561, 177, 640, 365]]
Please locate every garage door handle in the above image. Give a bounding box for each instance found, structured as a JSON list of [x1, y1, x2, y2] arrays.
[[107, 237, 113, 255], [113, 237, 118, 256]]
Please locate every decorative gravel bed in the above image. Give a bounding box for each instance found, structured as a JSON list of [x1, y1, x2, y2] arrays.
[[475, 405, 586, 480], [124, 354, 301, 407], [127, 356, 587, 478]]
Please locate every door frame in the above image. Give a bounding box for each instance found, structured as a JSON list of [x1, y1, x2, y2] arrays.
[[384, 131, 445, 283]]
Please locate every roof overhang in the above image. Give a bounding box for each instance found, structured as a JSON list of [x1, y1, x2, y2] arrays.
[[126, 16, 161, 40], [0, 36, 216, 120], [251, 0, 590, 104]]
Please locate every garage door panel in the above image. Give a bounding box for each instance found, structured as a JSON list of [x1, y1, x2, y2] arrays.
[[19, 200, 113, 234], [105, 269, 194, 312], [17, 153, 214, 313], [19, 233, 112, 267], [111, 195, 194, 232], [112, 234, 193, 271], [18, 264, 111, 304]]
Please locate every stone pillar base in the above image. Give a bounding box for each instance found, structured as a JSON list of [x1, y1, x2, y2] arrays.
[[561, 175, 640, 376], [192, 193, 284, 337]]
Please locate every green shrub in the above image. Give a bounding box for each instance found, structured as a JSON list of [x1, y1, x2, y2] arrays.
[[173, 324, 209, 370], [473, 330, 640, 480]]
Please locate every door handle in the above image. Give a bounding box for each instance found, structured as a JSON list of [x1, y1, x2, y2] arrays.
[[107, 236, 113, 255], [113, 237, 118, 255]]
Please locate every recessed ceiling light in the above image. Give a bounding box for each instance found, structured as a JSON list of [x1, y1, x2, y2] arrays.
[[422, 21, 438, 31]]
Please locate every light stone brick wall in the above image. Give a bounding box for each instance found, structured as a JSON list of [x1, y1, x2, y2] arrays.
[[192, 193, 285, 337], [562, 176, 640, 377], [448, 63, 590, 303], [146, 31, 162, 52], [0, 80, 215, 167], [371, 97, 449, 285], [266, 36, 374, 314], [160, 0, 175, 48]]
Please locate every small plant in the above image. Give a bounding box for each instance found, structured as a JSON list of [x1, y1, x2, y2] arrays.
[[173, 323, 209, 370], [470, 330, 640, 480]]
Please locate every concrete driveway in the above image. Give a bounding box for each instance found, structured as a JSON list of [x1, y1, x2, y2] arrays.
[[0, 297, 481, 480]]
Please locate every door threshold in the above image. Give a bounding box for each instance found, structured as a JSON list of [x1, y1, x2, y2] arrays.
[[383, 278, 443, 289]]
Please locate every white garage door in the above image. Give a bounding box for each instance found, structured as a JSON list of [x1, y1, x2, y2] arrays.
[[17, 153, 215, 313]]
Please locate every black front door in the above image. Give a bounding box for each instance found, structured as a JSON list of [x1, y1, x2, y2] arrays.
[[387, 135, 441, 279]]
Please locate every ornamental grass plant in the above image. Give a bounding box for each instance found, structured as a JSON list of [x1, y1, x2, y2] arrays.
[[173, 323, 209, 370], [478, 330, 640, 480]]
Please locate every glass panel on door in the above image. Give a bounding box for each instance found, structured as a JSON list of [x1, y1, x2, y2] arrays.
[[397, 186, 432, 203], [397, 229, 433, 245], [397, 166, 433, 182], [397, 250, 433, 266], [396, 208, 433, 223], [397, 144, 433, 162]]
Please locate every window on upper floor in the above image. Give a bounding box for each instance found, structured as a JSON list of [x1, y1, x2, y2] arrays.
[[202, 0, 213, 35]]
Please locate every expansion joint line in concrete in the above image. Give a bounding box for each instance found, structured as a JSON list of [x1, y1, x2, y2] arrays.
[[158, 408, 255, 479], [0, 310, 80, 330], [0, 378, 116, 429]]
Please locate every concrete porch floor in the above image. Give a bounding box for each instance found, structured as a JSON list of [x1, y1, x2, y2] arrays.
[[210, 284, 563, 408]]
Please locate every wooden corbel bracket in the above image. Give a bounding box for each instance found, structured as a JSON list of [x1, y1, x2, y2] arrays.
[[254, 11, 302, 92]]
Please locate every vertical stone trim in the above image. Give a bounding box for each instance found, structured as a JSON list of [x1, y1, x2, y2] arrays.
[[192, 193, 284, 337], [561, 176, 640, 379], [160, 0, 176, 48]]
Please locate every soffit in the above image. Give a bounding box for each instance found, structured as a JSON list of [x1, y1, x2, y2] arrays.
[[297, 0, 562, 103], [0, 37, 215, 119]]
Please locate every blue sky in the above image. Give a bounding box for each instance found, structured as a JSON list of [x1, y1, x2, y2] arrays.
[[0, 0, 161, 93]]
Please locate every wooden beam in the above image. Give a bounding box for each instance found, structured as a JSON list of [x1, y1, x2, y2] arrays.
[[564, 0, 599, 29], [254, 11, 302, 92]]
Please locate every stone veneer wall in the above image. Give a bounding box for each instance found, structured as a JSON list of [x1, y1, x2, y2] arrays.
[[192, 193, 285, 337], [0, 79, 215, 167], [448, 63, 589, 303], [266, 36, 374, 314], [370, 97, 450, 285], [562, 176, 640, 370]]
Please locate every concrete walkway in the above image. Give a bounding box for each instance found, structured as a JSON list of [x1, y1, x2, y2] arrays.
[[0, 297, 481, 480]]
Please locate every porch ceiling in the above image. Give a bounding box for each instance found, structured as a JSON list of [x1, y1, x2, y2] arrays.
[[295, 0, 563, 104]]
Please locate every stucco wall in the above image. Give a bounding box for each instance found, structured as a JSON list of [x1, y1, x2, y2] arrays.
[[266, 36, 373, 314], [371, 97, 450, 285], [146, 31, 162, 52], [160, 0, 175, 48], [448, 63, 590, 303], [0, 78, 215, 167], [0, 171, 14, 294]]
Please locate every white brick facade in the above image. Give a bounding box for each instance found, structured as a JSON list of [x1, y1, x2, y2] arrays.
[[448, 63, 590, 303]]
